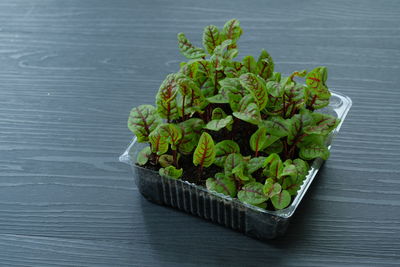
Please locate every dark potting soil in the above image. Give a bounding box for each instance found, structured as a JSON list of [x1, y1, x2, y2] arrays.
[[140, 119, 266, 186]]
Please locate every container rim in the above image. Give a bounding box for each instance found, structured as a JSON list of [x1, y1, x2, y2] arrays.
[[120, 91, 352, 219]]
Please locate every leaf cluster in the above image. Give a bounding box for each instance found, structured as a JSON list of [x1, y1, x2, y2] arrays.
[[128, 19, 339, 210]]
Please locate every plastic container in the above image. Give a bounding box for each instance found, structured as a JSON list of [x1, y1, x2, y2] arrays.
[[120, 91, 352, 240]]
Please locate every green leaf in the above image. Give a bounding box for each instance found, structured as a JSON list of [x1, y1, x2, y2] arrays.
[[179, 60, 199, 79], [282, 177, 302, 196], [206, 94, 229, 103], [264, 134, 281, 148], [193, 132, 216, 168], [242, 56, 258, 74], [232, 95, 261, 125], [219, 78, 248, 111], [307, 92, 331, 110], [159, 166, 183, 179], [148, 126, 169, 155], [282, 158, 309, 195], [196, 59, 212, 78], [304, 113, 339, 135], [281, 159, 309, 195], [175, 74, 206, 115], [271, 72, 281, 82], [279, 162, 297, 178], [137, 146, 151, 166], [305, 67, 329, 96], [293, 158, 309, 176], [210, 40, 233, 71], [271, 190, 291, 210], [263, 139, 283, 154], [233, 103, 261, 125], [211, 107, 227, 120], [247, 157, 267, 173], [249, 126, 280, 156], [177, 32, 206, 59], [206, 173, 237, 197], [201, 79, 216, 97], [269, 156, 283, 179], [263, 153, 280, 167], [223, 48, 239, 60], [305, 67, 323, 90], [203, 25, 221, 55], [205, 115, 233, 131], [224, 153, 244, 176], [219, 77, 241, 88], [223, 67, 238, 78], [239, 73, 268, 110], [249, 126, 268, 155], [156, 74, 179, 122], [299, 142, 330, 160], [266, 81, 284, 98], [238, 182, 268, 205], [287, 110, 313, 144], [128, 105, 162, 142], [290, 70, 307, 79], [263, 153, 283, 178], [221, 19, 242, 47], [298, 134, 329, 160], [178, 118, 205, 154], [232, 163, 251, 181], [214, 140, 240, 167], [284, 83, 307, 111], [158, 123, 182, 149], [262, 116, 290, 137], [257, 49, 274, 80], [263, 180, 281, 198], [214, 39, 233, 54], [159, 154, 174, 167]]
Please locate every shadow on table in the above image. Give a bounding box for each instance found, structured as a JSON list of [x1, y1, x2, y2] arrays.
[[139, 168, 326, 266]]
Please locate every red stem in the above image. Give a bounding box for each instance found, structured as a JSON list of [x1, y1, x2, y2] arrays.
[[214, 70, 219, 95], [309, 95, 317, 110], [172, 149, 178, 168], [282, 94, 286, 118], [181, 95, 185, 118], [283, 139, 288, 159], [288, 133, 308, 158], [290, 103, 297, 117], [198, 165, 203, 182]]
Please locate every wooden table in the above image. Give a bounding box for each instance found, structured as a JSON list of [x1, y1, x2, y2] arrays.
[[1, 0, 399, 266]]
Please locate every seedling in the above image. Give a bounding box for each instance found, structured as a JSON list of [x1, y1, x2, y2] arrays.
[[127, 19, 339, 210]]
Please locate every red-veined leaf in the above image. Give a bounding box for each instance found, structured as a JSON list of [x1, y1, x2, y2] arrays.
[[128, 105, 162, 142], [239, 73, 268, 110], [193, 132, 216, 168], [177, 32, 206, 59]]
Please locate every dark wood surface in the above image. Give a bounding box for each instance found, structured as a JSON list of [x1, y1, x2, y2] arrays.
[[1, 0, 399, 266]]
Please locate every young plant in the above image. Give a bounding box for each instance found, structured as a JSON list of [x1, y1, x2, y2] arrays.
[[128, 19, 339, 211]]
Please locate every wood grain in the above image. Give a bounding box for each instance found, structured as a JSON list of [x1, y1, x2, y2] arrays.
[[0, 0, 399, 266]]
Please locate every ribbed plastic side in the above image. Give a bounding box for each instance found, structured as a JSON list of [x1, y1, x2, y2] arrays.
[[120, 91, 352, 241], [134, 165, 289, 240]]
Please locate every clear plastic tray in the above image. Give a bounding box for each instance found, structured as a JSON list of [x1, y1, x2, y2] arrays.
[[120, 91, 352, 240]]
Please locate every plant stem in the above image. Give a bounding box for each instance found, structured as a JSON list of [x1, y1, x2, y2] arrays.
[[181, 95, 185, 119], [309, 94, 317, 110], [287, 133, 308, 158], [198, 165, 203, 182], [172, 149, 178, 168], [283, 139, 288, 159], [214, 70, 219, 95], [282, 94, 286, 118], [289, 103, 297, 117]]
